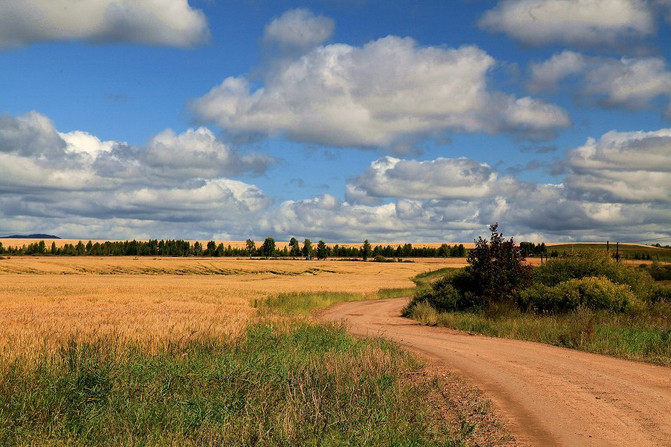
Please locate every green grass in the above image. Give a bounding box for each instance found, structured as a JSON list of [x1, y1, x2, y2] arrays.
[[549, 243, 671, 262], [256, 286, 419, 315], [407, 302, 671, 366], [1, 323, 485, 446]]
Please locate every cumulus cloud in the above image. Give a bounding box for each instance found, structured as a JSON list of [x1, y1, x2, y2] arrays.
[[529, 51, 671, 110], [347, 157, 502, 201], [263, 9, 334, 53], [0, 111, 273, 238], [0, 0, 209, 48], [192, 27, 570, 149], [566, 129, 671, 202], [479, 0, 655, 48]]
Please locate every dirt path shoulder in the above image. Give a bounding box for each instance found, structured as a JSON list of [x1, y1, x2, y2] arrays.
[[319, 297, 671, 447]]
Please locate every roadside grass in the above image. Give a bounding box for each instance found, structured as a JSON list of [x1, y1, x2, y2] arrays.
[[256, 286, 418, 315], [0, 322, 499, 446], [407, 301, 671, 366]]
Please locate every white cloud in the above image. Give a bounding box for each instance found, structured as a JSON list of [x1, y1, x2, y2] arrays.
[[263, 9, 334, 53], [192, 34, 570, 148], [142, 127, 274, 180], [529, 51, 671, 110], [480, 0, 655, 48], [347, 156, 502, 201], [566, 129, 671, 202], [0, 111, 273, 238], [0, 0, 209, 48]]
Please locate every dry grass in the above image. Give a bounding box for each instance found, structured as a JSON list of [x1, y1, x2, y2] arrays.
[[0, 257, 445, 362]]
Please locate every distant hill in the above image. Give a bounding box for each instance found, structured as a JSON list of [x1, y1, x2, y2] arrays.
[[1, 234, 61, 239]]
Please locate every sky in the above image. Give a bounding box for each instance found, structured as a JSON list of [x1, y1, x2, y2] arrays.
[[1, 0, 671, 243]]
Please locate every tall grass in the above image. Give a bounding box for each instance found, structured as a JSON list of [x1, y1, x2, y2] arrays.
[[406, 302, 671, 366], [257, 287, 418, 315], [1, 323, 474, 446]]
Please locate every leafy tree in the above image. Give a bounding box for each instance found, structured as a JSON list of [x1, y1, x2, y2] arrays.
[[466, 223, 532, 306], [261, 237, 276, 258], [361, 240, 372, 261], [246, 239, 255, 258], [316, 240, 328, 259], [437, 244, 450, 258], [288, 237, 301, 257], [206, 240, 217, 256], [302, 239, 313, 260]]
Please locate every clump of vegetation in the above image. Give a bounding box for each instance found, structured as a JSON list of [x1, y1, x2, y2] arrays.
[[0, 323, 503, 446], [405, 224, 532, 315], [403, 224, 671, 365], [519, 276, 643, 314], [641, 262, 671, 281]]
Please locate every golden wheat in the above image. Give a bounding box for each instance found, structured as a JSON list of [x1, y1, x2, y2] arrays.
[[0, 257, 454, 362]]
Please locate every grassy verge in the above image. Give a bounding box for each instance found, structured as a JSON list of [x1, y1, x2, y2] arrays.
[[256, 287, 418, 315], [407, 302, 671, 366], [0, 322, 508, 446]]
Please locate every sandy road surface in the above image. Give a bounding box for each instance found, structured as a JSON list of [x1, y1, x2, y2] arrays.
[[320, 298, 671, 447]]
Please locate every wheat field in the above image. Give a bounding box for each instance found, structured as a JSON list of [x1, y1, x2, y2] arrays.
[[0, 257, 457, 362]]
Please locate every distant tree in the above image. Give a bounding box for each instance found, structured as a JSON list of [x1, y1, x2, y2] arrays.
[[316, 240, 328, 259], [206, 240, 216, 256], [193, 241, 203, 257], [361, 240, 372, 261], [289, 237, 301, 257], [438, 243, 450, 258], [261, 237, 276, 258], [302, 239, 313, 260], [246, 239, 256, 258]]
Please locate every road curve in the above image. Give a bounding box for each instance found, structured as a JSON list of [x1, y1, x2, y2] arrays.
[[319, 298, 671, 447]]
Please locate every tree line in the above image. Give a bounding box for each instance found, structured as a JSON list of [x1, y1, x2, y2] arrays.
[[0, 238, 467, 259]]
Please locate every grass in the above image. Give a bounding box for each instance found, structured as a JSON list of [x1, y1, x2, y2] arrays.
[[407, 302, 671, 366], [549, 243, 671, 262], [256, 287, 419, 315], [0, 322, 505, 446]]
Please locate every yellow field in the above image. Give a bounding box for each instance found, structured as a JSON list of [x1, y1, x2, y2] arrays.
[[0, 257, 459, 362]]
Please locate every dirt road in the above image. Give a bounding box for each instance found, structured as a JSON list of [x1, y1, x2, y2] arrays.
[[320, 298, 671, 446]]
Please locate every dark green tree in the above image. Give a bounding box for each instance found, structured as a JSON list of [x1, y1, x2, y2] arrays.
[[316, 240, 328, 259], [302, 239, 313, 260], [261, 237, 276, 258], [288, 237, 301, 257], [361, 240, 372, 261], [246, 239, 255, 258], [466, 223, 532, 306]]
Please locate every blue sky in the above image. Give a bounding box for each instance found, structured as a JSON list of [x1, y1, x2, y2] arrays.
[[2, 0, 671, 243]]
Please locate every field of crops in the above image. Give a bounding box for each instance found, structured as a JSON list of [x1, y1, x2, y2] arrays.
[[0, 256, 457, 362]]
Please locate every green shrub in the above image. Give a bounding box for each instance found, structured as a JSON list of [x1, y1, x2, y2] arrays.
[[534, 250, 655, 298], [643, 263, 671, 281], [649, 283, 671, 303], [519, 276, 641, 314]]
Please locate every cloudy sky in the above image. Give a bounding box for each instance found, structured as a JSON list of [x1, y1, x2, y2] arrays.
[[2, 0, 671, 243]]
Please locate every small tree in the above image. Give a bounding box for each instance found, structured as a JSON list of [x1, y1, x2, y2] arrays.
[[302, 239, 313, 260], [246, 239, 255, 258], [466, 223, 532, 306], [316, 240, 328, 260], [261, 237, 276, 259], [288, 237, 301, 257], [361, 240, 372, 261]]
